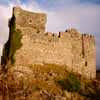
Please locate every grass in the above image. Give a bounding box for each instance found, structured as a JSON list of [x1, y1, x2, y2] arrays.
[[0, 64, 100, 100], [57, 73, 81, 92]]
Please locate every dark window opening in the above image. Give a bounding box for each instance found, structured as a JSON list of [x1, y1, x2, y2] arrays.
[[41, 18, 44, 21], [85, 61, 87, 66], [29, 20, 32, 23]]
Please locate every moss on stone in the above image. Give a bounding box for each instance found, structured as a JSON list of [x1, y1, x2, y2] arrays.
[[10, 29, 22, 64], [9, 16, 22, 64], [1, 14, 22, 65]]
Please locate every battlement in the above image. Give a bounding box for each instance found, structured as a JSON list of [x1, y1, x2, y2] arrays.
[[82, 34, 95, 39], [1, 7, 96, 79]]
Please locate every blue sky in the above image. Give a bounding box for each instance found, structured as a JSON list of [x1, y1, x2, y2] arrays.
[[0, 0, 100, 69], [1, 0, 100, 7]]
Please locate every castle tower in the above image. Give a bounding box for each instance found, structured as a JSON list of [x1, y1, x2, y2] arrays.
[[1, 7, 47, 66], [82, 34, 96, 79]]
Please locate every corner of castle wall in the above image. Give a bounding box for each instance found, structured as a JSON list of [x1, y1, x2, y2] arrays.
[[82, 33, 95, 45]]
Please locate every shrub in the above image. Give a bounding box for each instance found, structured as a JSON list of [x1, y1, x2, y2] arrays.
[[57, 73, 81, 92]]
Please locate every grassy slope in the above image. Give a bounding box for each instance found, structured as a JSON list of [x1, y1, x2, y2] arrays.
[[0, 64, 100, 100]]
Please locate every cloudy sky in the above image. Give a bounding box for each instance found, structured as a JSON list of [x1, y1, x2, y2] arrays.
[[0, 0, 100, 69]]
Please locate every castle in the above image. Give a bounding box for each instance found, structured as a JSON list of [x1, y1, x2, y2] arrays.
[[1, 7, 96, 79]]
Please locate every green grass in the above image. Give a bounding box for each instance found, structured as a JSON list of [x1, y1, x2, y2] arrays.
[[57, 73, 81, 92]]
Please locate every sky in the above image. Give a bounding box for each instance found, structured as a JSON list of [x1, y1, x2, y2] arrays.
[[0, 0, 100, 69]]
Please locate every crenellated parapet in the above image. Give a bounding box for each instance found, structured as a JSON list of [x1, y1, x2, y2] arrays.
[[82, 34, 95, 49], [82, 34, 95, 40]]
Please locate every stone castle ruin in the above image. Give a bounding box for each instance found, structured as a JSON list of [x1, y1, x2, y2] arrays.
[[1, 7, 96, 79]]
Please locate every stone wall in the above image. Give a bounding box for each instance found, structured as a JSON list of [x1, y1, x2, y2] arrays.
[[1, 7, 96, 79], [13, 7, 47, 33]]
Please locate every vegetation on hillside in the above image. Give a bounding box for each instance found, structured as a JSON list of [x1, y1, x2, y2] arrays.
[[0, 64, 100, 100], [57, 73, 81, 92]]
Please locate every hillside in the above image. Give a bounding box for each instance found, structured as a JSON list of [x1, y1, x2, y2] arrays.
[[0, 64, 100, 100]]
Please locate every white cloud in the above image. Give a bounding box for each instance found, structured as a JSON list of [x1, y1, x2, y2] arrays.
[[47, 4, 100, 33], [0, 44, 3, 64], [0, 5, 11, 44]]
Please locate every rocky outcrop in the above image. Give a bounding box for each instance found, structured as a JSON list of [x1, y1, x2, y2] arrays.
[[0, 64, 99, 100]]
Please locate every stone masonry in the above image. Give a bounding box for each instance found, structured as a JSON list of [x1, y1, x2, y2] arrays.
[[1, 7, 96, 79]]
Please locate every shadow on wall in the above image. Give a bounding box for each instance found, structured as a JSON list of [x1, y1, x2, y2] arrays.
[[96, 37, 100, 70], [96, 50, 100, 70]]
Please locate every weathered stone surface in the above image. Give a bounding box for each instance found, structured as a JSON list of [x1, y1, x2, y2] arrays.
[[1, 7, 96, 79], [13, 7, 47, 33]]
